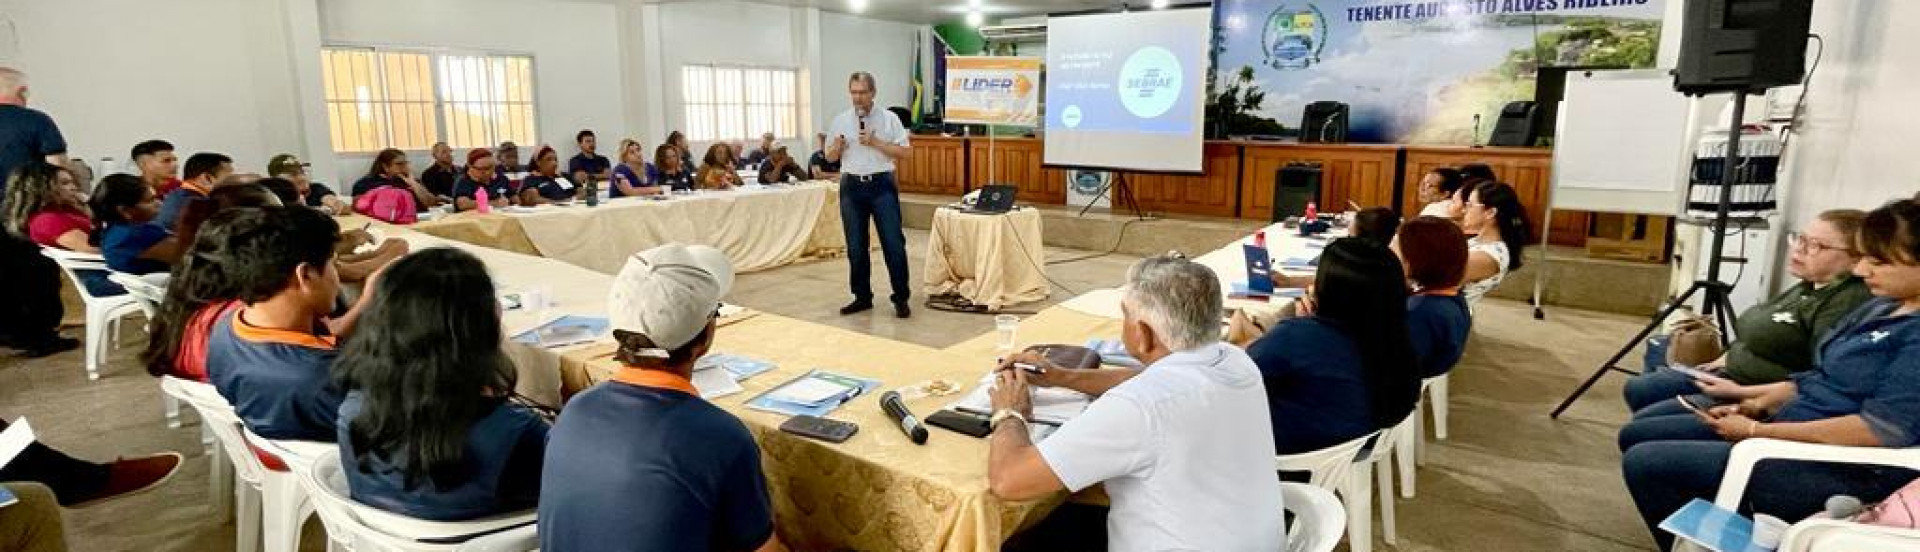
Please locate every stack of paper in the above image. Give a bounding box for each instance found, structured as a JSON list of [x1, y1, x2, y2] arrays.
[[689, 353, 778, 399], [948, 373, 1093, 425], [510, 315, 608, 349]]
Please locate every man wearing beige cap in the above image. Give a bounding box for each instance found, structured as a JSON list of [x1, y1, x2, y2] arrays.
[[540, 244, 784, 552], [268, 153, 350, 215]]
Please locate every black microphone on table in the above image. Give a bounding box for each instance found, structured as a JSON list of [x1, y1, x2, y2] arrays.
[[880, 390, 928, 445]]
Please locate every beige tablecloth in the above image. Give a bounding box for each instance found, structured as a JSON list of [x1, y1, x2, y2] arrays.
[[1059, 221, 1314, 326], [400, 182, 843, 275], [923, 207, 1050, 310], [563, 312, 1064, 552]]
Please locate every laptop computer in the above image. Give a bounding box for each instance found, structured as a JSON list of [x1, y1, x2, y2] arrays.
[[966, 184, 1018, 214]]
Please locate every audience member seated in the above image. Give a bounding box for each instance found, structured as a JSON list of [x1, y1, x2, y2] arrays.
[[334, 248, 547, 521], [174, 178, 279, 243], [0, 418, 181, 508], [205, 206, 360, 441], [1243, 238, 1421, 455], [695, 144, 740, 191], [1623, 209, 1872, 414], [649, 144, 693, 192], [90, 173, 184, 275], [986, 254, 1283, 551], [495, 141, 524, 174], [1416, 167, 1466, 219], [518, 146, 576, 205], [567, 130, 612, 184], [609, 139, 661, 198], [1459, 162, 1496, 189], [419, 142, 458, 198], [744, 132, 775, 169], [142, 209, 253, 381], [6, 161, 93, 253], [667, 131, 695, 172], [807, 132, 840, 181], [266, 154, 348, 215], [541, 244, 784, 552], [1349, 206, 1400, 245], [131, 139, 181, 195], [1395, 216, 1472, 379], [351, 149, 441, 210], [757, 146, 807, 184], [0, 482, 65, 552], [1619, 194, 1920, 551], [1459, 181, 1531, 309], [450, 149, 513, 213], [154, 152, 232, 229]]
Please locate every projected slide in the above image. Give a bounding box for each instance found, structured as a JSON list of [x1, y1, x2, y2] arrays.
[[1045, 7, 1212, 173]]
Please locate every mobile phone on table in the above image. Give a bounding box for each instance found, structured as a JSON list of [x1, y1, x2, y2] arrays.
[[780, 415, 858, 443]]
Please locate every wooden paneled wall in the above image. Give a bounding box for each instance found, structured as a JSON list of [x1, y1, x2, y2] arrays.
[[885, 135, 1598, 244], [894, 135, 967, 195]]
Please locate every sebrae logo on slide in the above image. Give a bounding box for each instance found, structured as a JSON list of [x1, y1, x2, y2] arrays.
[[1117, 46, 1182, 119], [1262, 4, 1328, 71]]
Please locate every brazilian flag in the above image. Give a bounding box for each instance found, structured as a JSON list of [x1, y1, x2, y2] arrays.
[[909, 30, 925, 128]]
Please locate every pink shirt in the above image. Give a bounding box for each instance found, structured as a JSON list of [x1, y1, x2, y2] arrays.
[[27, 208, 91, 248]]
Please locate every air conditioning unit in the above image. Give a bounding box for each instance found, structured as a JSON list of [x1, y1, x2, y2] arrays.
[[980, 23, 1046, 42]]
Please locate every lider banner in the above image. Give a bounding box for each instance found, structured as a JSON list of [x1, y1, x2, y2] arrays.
[[944, 56, 1043, 127]]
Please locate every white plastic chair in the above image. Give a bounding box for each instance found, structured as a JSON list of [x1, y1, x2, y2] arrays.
[[1281, 482, 1347, 552], [1276, 431, 1380, 552], [1359, 410, 1418, 547], [40, 246, 144, 380], [245, 429, 332, 552], [1697, 439, 1920, 552], [159, 376, 316, 552], [108, 271, 185, 427], [1399, 373, 1451, 498], [299, 450, 539, 552]]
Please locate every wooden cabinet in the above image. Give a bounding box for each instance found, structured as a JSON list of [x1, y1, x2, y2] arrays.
[[1402, 146, 1583, 246], [1239, 142, 1399, 221], [895, 135, 967, 195]]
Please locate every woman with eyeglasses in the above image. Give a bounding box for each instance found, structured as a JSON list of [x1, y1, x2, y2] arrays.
[[1619, 195, 1920, 551], [1620, 209, 1873, 415], [1455, 181, 1532, 308]]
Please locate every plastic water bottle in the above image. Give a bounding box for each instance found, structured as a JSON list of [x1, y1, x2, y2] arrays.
[[1304, 201, 1318, 221], [475, 186, 492, 214], [1253, 229, 1267, 249], [585, 175, 600, 208]]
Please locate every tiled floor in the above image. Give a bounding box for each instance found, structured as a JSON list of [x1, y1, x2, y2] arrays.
[[0, 227, 1658, 551]]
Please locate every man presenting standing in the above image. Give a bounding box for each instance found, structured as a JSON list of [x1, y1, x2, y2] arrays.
[[826, 71, 913, 318]]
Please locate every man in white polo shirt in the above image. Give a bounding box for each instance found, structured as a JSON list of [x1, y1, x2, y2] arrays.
[[987, 254, 1285, 551], [825, 71, 914, 318]]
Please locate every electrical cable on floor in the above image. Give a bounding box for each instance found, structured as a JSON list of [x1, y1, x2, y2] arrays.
[[1045, 217, 1149, 266], [1002, 212, 1084, 297]]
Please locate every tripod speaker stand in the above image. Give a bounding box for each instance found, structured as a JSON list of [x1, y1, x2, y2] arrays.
[[1076, 172, 1150, 220], [1550, 93, 1752, 419]]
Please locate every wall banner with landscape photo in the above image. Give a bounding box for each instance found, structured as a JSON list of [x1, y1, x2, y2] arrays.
[[1209, 0, 1664, 144]]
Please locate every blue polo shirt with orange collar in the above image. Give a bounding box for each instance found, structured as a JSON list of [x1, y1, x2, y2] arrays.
[[205, 308, 344, 442], [539, 368, 774, 552], [155, 179, 211, 230]]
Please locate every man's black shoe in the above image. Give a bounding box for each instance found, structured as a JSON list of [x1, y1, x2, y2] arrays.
[[894, 302, 912, 318], [839, 300, 874, 315]]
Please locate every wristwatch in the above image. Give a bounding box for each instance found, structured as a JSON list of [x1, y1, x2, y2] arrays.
[[990, 409, 1028, 430]]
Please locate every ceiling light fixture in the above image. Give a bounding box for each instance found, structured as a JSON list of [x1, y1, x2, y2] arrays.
[[966, 10, 984, 26], [1151, 0, 1170, 8], [849, 0, 868, 13], [969, 0, 983, 7]]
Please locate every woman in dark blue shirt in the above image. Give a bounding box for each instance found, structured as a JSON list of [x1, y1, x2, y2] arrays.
[[647, 143, 694, 192], [1619, 194, 1920, 550], [1246, 238, 1421, 455], [333, 248, 547, 521], [88, 173, 183, 275], [517, 146, 576, 205], [1394, 216, 1472, 378]]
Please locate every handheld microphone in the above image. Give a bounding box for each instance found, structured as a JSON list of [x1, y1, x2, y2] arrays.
[[880, 391, 928, 444]]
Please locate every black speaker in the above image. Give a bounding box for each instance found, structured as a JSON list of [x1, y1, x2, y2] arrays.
[[1299, 101, 1349, 143], [1488, 101, 1538, 147], [1672, 0, 1815, 95], [1271, 163, 1323, 222]]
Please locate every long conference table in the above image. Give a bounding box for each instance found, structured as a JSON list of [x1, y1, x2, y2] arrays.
[[403, 181, 847, 274], [339, 206, 1311, 552]]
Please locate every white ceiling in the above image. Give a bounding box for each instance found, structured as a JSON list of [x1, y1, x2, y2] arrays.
[[639, 0, 1142, 25]]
